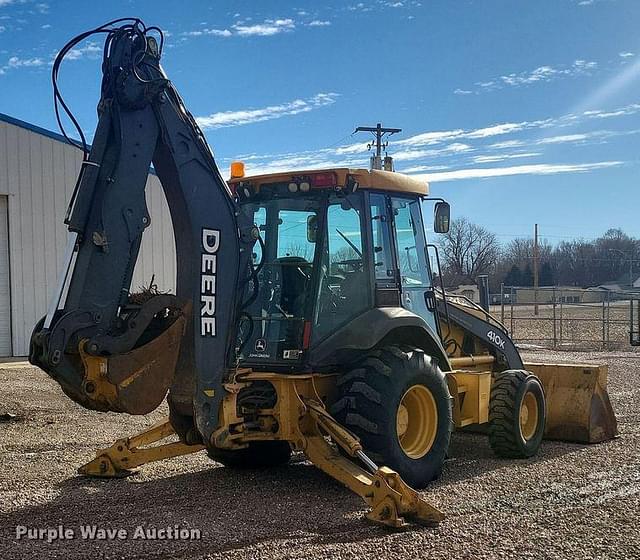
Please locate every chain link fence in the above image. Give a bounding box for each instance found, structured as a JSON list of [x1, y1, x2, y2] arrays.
[[490, 286, 640, 350]]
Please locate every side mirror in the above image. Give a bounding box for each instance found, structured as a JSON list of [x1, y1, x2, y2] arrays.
[[307, 215, 318, 243], [434, 202, 450, 233]]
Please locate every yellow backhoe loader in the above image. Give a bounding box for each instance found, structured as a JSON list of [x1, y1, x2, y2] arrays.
[[29, 19, 617, 529]]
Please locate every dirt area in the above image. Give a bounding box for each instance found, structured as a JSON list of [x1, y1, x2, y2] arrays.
[[1, 349, 639, 560]]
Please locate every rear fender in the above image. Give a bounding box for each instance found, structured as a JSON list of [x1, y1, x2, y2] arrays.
[[308, 307, 451, 371]]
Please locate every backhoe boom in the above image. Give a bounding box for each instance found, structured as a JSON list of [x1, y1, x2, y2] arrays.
[[29, 20, 255, 446]]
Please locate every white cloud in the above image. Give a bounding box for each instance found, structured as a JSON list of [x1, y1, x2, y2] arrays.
[[307, 20, 331, 27], [391, 143, 473, 162], [413, 161, 623, 183], [7, 55, 44, 66], [459, 59, 599, 94], [41, 23, 50, 29], [63, 41, 102, 61], [395, 129, 465, 147], [400, 164, 450, 173], [537, 128, 640, 146], [391, 102, 640, 153], [472, 152, 541, 164], [196, 92, 339, 130], [499, 60, 597, 88], [537, 133, 590, 145], [233, 18, 295, 36], [0, 54, 45, 74], [182, 28, 232, 37], [396, 121, 531, 148], [490, 139, 526, 149], [348, 3, 371, 11], [217, 100, 637, 184], [464, 122, 527, 138], [333, 142, 370, 155], [182, 18, 297, 39], [10, 55, 44, 66], [582, 103, 640, 119], [619, 52, 635, 59]]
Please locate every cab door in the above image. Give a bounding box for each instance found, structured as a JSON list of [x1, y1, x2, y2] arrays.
[[368, 192, 402, 307], [389, 196, 439, 334]]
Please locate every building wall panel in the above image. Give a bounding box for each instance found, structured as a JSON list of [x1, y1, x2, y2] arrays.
[[0, 196, 11, 356], [0, 119, 176, 356]]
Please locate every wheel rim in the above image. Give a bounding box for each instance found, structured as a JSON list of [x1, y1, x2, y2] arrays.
[[519, 391, 539, 441], [396, 385, 438, 459]]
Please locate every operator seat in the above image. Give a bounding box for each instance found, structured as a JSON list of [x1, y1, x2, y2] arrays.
[[276, 256, 310, 318]]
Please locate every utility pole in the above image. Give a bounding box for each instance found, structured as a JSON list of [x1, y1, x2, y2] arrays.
[[534, 223, 539, 316], [354, 123, 402, 170]]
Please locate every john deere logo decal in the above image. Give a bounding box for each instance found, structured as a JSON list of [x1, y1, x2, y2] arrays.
[[255, 338, 267, 352]]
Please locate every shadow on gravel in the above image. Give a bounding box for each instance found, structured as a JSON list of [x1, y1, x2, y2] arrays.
[[0, 461, 392, 560], [0, 434, 593, 559], [440, 431, 589, 485]]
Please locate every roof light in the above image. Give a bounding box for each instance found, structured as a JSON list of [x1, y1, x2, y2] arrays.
[[288, 182, 299, 193], [309, 172, 337, 188], [230, 161, 245, 179], [299, 181, 310, 192]]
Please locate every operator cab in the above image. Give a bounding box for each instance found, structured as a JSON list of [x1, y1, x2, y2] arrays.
[[229, 167, 449, 371]]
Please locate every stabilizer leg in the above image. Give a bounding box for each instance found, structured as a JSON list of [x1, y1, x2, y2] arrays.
[[303, 400, 444, 528], [78, 419, 204, 477]]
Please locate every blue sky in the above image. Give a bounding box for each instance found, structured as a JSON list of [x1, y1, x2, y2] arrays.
[[0, 0, 639, 244]]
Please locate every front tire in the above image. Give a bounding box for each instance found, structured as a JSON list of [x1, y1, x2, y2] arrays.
[[330, 346, 452, 488], [489, 369, 546, 458]]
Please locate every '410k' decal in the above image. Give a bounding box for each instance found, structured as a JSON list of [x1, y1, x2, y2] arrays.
[[487, 330, 506, 349]]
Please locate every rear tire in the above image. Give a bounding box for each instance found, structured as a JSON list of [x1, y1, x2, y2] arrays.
[[489, 369, 546, 458], [330, 346, 452, 488], [207, 441, 292, 469]]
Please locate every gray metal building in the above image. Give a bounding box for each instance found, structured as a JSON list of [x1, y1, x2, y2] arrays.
[[0, 113, 176, 357]]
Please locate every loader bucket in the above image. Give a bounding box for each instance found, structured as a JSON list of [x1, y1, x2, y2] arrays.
[[524, 362, 618, 443]]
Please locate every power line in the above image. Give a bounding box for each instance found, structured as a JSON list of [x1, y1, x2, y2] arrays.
[[354, 123, 402, 170]]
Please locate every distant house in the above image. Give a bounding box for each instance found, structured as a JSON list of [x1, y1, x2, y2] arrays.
[[514, 286, 608, 304], [447, 284, 480, 303], [599, 273, 640, 292]]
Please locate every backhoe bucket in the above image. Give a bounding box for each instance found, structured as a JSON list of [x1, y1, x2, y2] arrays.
[[524, 362, 618, 443]]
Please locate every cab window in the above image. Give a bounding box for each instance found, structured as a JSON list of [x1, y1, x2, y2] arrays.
[[391, 197, 430, 287], [314, 198, 368, 340], [369, 193, 395, 286]]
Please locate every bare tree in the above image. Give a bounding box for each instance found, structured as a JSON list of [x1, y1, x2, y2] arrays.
[[438, 217, 500, 284], [504, 237, 552, 267]]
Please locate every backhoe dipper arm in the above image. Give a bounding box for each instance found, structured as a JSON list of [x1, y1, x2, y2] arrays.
[[29, 21, 255, 445]]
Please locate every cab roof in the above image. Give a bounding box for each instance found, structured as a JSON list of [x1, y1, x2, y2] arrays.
[[228, 167, 429, 196]]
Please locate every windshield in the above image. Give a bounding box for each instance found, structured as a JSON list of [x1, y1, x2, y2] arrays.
[[238, 189, 369, 364], [239, 196, 322, 362]]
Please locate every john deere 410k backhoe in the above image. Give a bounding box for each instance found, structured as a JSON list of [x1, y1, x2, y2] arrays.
[[29, 20, 617, 529]]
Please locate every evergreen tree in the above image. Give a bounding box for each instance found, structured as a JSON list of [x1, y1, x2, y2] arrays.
[[522, 263, 534, 287], [504, 264, 522, 287], [539, 261, 554, 286]]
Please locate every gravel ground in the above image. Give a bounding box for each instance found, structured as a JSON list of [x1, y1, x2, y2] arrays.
[[1, 350, 639, 559]]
